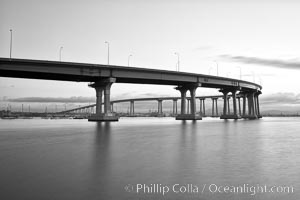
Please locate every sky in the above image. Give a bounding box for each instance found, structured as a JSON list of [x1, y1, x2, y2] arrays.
[[1, 0, 300, 112]]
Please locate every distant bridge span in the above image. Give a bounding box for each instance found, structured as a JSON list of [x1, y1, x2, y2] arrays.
[[0, 58, 262, 121], [59, 95, 225, 116]]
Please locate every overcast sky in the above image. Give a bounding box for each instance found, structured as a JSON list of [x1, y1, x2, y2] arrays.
[[1, 0, 300, 109]]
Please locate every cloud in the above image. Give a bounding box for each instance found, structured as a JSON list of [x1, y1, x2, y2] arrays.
[[8, 96, 96, 103], [194, 46, 213, 51], [260, 92, 300, 104], [220, 55, 300, 70]]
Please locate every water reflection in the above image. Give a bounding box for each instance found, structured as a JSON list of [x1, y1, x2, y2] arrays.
[[0, 118, 298, 200]]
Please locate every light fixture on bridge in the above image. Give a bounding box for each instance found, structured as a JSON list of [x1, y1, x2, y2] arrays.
[[236, 66, 242, 80], [214, 60, 219, 76], [174, 52, 180, 72], [105, 41, 110, 65], [128, 54, 132, 67], [9, 29, 13, 59], [59, 46, 63, 62]]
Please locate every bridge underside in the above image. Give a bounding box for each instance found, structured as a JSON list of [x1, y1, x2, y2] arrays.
[[0, 69, 255, 90]]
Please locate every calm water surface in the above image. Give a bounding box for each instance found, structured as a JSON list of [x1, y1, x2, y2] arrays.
[[0, 117, 299, 200]]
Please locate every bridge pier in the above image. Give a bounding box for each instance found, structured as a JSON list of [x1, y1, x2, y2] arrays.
[[199, 98, 206, 116], [242, 93, 247, 116], [88, 78, 119, 122], [255, 91, 262, 118], [130, 100, 135, 116], [211, 97, 219, 117], [248, 92, 257, 119], [172, 99, 178, 116], [227, 97, 230, 114], [157, 99, 163, 117], [237, 96, 242, 116], [175, 85, 202, 120], [240, 90, 262, 119], [220, 89, 241, 119]]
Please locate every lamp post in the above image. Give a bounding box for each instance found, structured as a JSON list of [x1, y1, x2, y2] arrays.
[[9, 29, 12, 59], [59, 46, 63, 61], [105, 41, 110, 65], [214, 60, 219, 76], [174, 52, 180, 71], [128, 54, 132, 67]]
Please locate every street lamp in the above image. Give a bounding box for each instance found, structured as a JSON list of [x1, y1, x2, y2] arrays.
[[9, 29, 12, 59], [214, 60, 219, 76], [174, 52, 180, 71], [128, 54, 132, 67], [105, 41, 110, 65], [59, 46, 63, 61]]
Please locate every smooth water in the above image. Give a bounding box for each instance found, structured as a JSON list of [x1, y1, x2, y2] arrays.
[[0, 117, 299, 200]]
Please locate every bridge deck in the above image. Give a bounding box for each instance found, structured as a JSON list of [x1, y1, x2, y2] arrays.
[[0, 58, 261, 91]]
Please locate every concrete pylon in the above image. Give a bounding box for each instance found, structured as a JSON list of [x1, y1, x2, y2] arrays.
[[220, 88, 241, 119], [199, 98, 206, 117], [240, 90, 261, 119], [157, 99, 163, 117], [237, 96, 242, 116], [176, 86, 188, 115], [88, 78, 119, 121], [211, 97, 219, 117], [130, 100, 135, 116], [175, 84, 202, 120], [255, 91, 262, 118], [242, 93, 247, 116], [172, 99, 178, 116]]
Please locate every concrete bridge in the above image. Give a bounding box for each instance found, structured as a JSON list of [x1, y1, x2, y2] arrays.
[[59, 95, 224, 117], [0, 58, 262, 121], [59, 94, 261, 119]]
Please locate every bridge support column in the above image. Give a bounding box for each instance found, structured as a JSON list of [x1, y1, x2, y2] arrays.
[[157, 99, 163, 117], [249, 92, 257, 119], [95, 87, 103, 114], [220, 89, 241, 119], [247, 94, 252, 116], [130, 100, 135, 116], [88, 78, 119, 122], [172, 99, 178, 116], [212, 98, 214, 116], [237, 96, 242, 116], [227, 97, 231, 114], [255, 91, 262, 118], [211, 97, 219, 117], [199, 98, 206, 117], [242, 93, 247, 117], [175, 85, 202, 120], [241, 90, 260, 119], [220, 90, 229, 116], [176, 87, 187, 115], [190, 87, 197, 115]]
